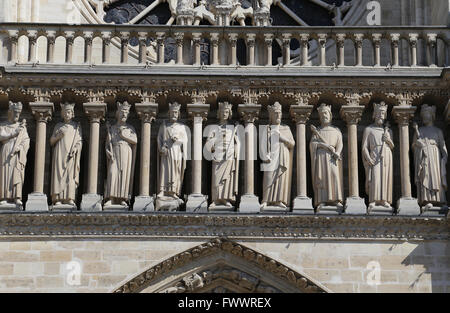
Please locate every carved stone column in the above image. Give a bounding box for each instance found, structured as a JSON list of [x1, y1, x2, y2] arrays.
[[26, 102, 53, 211], [238, 104, 261, 213], [392, 105, 420, 215], [340, 105, 366, 214], [372, 34, 382, 67], [133, 101, 158, 212], [290, 104, 314, 213], [81, 102, 107, 211], [186, 103, 209, 212]]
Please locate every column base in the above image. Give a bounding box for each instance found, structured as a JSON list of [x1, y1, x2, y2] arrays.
[[51, 203, 77, 212], [80, 194, 103, 211], [186, 194, 208, 213], [238, 194, 260, 213], [344, 197, 367, 215], [396, 197, 420, 216], [25, 192, 49, 211], [292, 196, 314, 214], [0, 202, 23, 212], [133, 196, 155, 212], [155, 196, 183, 212]]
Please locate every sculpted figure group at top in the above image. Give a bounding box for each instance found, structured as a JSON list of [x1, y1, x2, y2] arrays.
[[0, 100, 447, 213]]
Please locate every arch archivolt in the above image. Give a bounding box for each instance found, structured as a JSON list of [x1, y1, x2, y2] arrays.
[[113, 238, 329, 293]]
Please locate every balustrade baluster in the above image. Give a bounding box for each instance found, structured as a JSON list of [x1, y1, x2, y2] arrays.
[[84, 32, 93, 64], [28, 31, 37, 63], [246, 33, 256, 66], [409, 33, 418, 67], [354, 33, 364, 66], [426, 33, 437, 67], [46, 31, 56, 64], [175, 32, 184, 65], [65, 31, 74, 64], [8, 31, 19, 63], [192, 33, 202, 66], [264, 34, 273, 66], [229, 33, 238, 66], [336, 33, 346, 67]]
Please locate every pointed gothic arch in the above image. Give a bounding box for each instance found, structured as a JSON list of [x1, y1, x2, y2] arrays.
[[113, 238, 329, 293]]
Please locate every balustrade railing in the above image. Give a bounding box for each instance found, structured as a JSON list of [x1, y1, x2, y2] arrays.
[[1, 23, 449, 68]]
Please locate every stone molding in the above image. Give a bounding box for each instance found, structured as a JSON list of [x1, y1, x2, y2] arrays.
[[0, 214, 447, 240], [113, 238, 327, 293]]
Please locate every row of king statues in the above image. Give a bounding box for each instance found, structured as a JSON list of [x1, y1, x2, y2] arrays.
[[0, 100, 447, 214]]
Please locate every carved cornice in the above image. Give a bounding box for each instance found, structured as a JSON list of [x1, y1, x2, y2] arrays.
[[238, 104, 261, 124], [113, 238, 327, 293], [392, 106, 417, 126], [340, 106, 365, 125], [0, 214, 447, 241], [29, 102, 54, 123], [290, 105, 314, 124], [135, 102, 158, 123]]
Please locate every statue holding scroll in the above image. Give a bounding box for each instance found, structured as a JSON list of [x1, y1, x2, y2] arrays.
[[0, 102, 29, 207], [412, 104, 448, 211], [310, 103, 344, 211], [362, 102, 395, 212], [50, 103, 83, 208], [104, 102, 138, 208]]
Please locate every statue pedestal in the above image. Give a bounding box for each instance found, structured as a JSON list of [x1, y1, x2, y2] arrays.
[[238, 194, 260, 213], [80, 194, 103, 211], [25, 192, 48, 211], [261, 205, 289, 213], [155, 197, 183, 212], [292, 196, 314, 215], [420, 204, 448, 216], [397, 197, 420, 216], [103, 203, 129, 212], [51, 203, 76, 212], [133, 196, 155, 212], [368, 204, 394, 215], [186, 194, 208, 213], [209, 204, 235, 213], [0, 203, 23, 212], [344, 197, 367, 215], [316, 203, 344, 215]]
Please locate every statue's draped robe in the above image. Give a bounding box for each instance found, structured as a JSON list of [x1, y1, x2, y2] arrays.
[[261, 125, 294, 206], [0, 123, 29, 200], [413, 126, 448, 204], [206, 124, 240, 203], [310, 126, 344, 206], [362, 125, 394, 204], [157, 122, 189, 196], [51, 122, 82, 203], [105, 124, 137, 201]]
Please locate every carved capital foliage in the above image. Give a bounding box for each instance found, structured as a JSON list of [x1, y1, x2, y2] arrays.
[[246, 33, 256, 46], [23, 87, 55, 102], [238, 104, 261, 124], [290, 105, 314, 124], [232, 88, 266, 105], [189, 89, 214, 105], [387, 91, 424, 106], [340, 106, 365, 125], [187, 103, 210, 121], [83, 102, 107, 123], [392, 106, 417, 126], [336, 91, 372, 106], [29, 102, 54, 123], [135, 102, 158, 123]]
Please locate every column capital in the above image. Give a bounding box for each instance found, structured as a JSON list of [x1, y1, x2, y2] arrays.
[[392, 106, 417, 126], [187, 103, 210, 121], [372, 33, 383, 42], [210, 32, 220, 44], [290, 105, 314, 124], [426, 33, 437, 43], [135, 102, 158, 123], [387, 91, 424, 106], [238, 104, 261, 124], [409, 33, 419, 44], [337, 91, 372, 106], [246, 33, 256, 45], [29, 102, 54, 123], [340, 106, 365, 125], [264, 33, 274, 45], [390, 33, 401, 42], [83, 102, 107, 123]]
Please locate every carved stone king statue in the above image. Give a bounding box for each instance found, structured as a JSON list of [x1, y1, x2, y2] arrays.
[[260, 102, 295, 211], [0, 101, 30, 209], [310, 103, 344, 213], [104, 101, 138, 209], [156, 102, 190, 211], [205, 102, 241, 210], [362, 102, 395, 214], [412, 104, 448, 213], [50, 103, 83, 210]]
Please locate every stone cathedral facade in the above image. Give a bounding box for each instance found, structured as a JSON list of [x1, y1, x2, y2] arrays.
[[0, 0, 448, 293]]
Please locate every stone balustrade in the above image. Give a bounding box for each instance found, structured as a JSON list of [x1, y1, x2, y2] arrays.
[[0, 23, 449, 68]]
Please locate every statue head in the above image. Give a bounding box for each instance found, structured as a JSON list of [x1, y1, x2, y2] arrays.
[[60, 102, 75, 123], [373, 101, 388, 126], [116, 101, 131, 124], [217, 102, 232, 123], [317, 103, 332, 126], [8, 101, 22, 123], [168, 102, 181, 122], [420, 104, 436, 126], [268, 102, 282, 125]]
